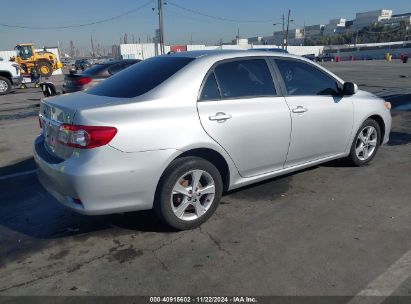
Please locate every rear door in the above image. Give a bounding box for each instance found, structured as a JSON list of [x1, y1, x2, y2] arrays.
[[197, 58, 291, 178], [272, 58, 353, 167]]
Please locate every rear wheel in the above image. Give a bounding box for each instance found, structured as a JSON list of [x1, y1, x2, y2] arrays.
[[346, 119, 381, 166], [154, 157, 223, 230], [0, 76, 11, 95], [37, 61, 53, 77]]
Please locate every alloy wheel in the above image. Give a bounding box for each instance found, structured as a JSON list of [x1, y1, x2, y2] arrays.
[[0, 80, 8, 93], [170, 170, 216, 221], [355, 126, 378, 161]]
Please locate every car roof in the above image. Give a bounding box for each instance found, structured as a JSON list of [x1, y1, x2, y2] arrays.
[[161, 50, 345, 85], [95, 59, 141, 65], [249, 48, 289, 53], [163, 49, 297, 60]]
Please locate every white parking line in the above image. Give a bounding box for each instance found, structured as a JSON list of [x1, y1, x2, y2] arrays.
[[349, 249, 411, 303], [0, 169, 37, 180]]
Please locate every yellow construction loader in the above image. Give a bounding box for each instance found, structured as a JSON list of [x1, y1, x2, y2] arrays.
[[11, 44, 63, 77]]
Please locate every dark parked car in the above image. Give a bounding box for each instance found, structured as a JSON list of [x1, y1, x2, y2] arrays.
[[316, 54, 335, 62], [74, 59, 93, 71], [63, 59, 141, 93], [302, 54, 316, 61]]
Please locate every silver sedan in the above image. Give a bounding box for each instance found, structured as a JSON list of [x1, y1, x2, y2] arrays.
[[34, 50, 392, 230]]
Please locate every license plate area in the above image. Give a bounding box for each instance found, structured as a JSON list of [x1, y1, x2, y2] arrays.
[[41, 116, 60, 152]]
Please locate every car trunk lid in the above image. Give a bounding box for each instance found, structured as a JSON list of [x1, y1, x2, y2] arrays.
[[39, 92, 122, 160], [63, 73, 92, 87]]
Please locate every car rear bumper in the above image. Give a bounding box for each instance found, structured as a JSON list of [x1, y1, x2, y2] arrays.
[[34, 135, 178, 215], [62, 81, 98, 93], [62, 84, 82, 93]]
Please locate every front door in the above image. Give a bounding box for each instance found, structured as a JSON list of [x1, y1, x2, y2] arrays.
[[273, 58, 354, 167]]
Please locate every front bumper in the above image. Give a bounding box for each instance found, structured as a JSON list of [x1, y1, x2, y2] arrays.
[[34, 135, 178, 215], [11, 76, 23, 86], [382, 112, 392, 145]]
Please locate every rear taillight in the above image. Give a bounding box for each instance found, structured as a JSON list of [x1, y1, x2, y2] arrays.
[[74, 77, 92, 86], [38, 116, 42, 129], [58, 124, 117, 149]]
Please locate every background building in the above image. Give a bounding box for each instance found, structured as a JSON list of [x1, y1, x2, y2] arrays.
[[381, 12, 411, 27], [304, 24, 325, 39], [323, 18, 346, 36], [353, 10, 393, 29], [248, 36, 264, 45]]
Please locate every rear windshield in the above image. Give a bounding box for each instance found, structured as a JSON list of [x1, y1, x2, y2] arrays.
[[87, 57, 195, 98], [81, 64, 108, 76]]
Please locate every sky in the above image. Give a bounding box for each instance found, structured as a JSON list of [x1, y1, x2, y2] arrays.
[[0, 0, 410, 53]]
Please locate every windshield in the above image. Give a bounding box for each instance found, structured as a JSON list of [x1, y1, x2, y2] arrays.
[[16, 45, 33, 59], [87, 56, 195, 98]]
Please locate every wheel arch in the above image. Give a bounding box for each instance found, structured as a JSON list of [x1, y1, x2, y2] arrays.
[[156, 147, 231, 194], [36, 59, 53, 67], [368, 114, 385, 145], [36, 58, 52, 63], [0, 71, 12, 81], [175, 148, 230, 192]]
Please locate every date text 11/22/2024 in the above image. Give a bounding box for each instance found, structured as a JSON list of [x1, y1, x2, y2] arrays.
[[149, 296, 258, 303]]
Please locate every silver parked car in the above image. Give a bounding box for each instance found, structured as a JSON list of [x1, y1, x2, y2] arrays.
[[34, 50, 392, 230]]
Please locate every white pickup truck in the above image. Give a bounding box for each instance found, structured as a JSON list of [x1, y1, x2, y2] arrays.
[[0, 58, 22, 95]]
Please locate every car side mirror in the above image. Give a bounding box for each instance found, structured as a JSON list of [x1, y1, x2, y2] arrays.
[[343, 82, 358, 96]]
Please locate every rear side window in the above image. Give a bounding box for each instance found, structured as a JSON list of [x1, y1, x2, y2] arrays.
[[107, 63, 125, 75], [87, 57, 195, 98], [214, 59, 276, 99], [81, 64, 109, 76], [275, 59, 340, 96], [199, 72, 220, 101]]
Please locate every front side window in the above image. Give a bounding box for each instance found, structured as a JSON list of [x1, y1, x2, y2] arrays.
[[214, 59, 276, 99], [87, 57, 194, 98], [199, 72, 220, 101], [275, 59, 340, 96]]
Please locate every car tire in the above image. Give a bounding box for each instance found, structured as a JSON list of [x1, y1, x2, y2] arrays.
[[346, 119, 381, 166], [154, 156, 223, 230], [0, 76, 12, 95]]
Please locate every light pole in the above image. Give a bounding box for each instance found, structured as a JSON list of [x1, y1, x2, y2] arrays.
[[158, 0, 165, 54], [273, 22, 281, 47], [285, 10, 294, 51], [153, 1, 165, 54]]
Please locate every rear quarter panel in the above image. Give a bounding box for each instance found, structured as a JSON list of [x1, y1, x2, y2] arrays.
[[72, 58, 242, 186], [73, 58, 221, 153]]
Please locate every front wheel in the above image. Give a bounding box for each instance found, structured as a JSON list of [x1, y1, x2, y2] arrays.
[[37, 61, 53, 77], [0, 76, 12, 95], [154, 157, 223, 230], [346, 119, 381, 166]]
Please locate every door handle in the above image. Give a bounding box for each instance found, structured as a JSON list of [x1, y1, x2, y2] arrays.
[[209, 112, 232, 122], [292, 106, 308, 114]]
